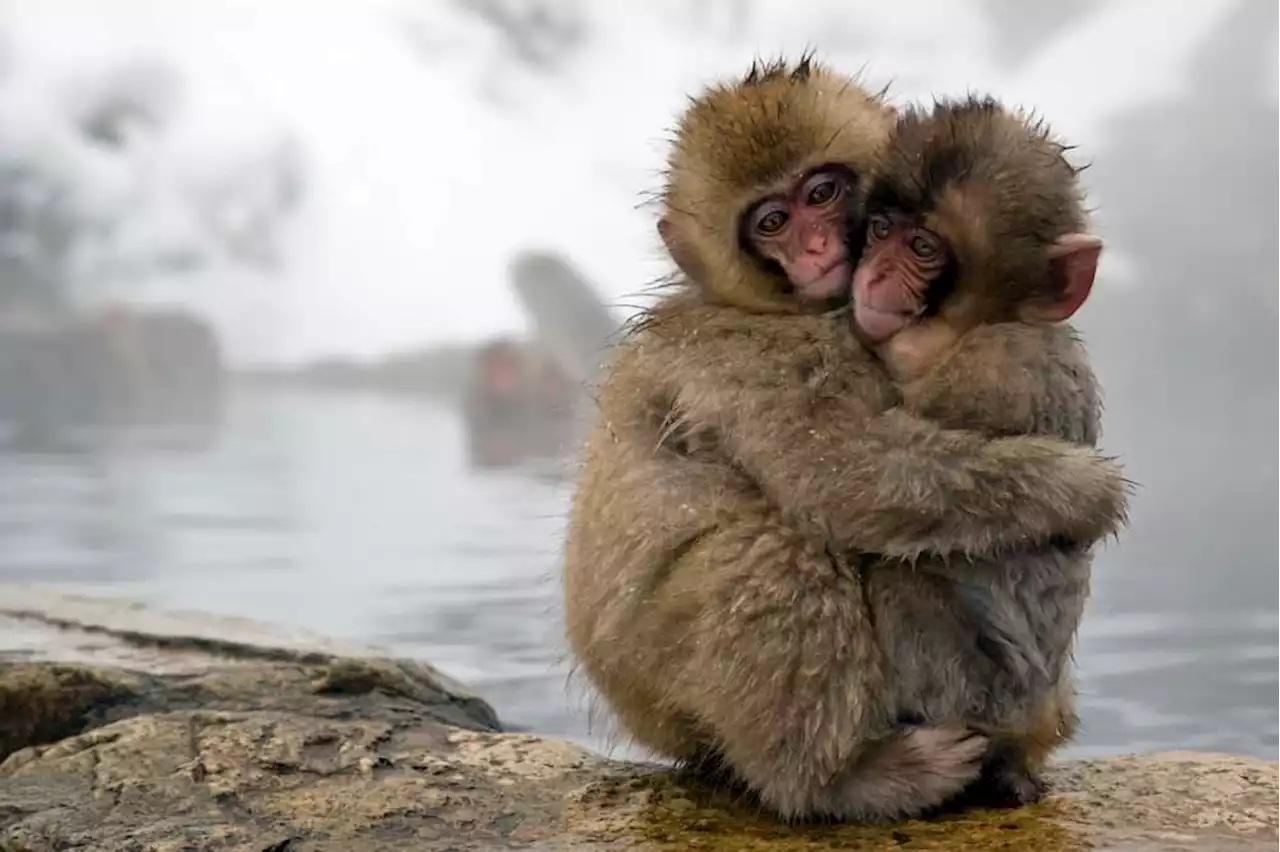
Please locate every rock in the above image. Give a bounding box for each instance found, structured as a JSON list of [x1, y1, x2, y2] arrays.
[[0, 664, 139, 764], [0, 587, 1276, 851]]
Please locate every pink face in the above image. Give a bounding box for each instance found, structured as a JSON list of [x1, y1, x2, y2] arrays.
[[851, 212, 951, 344], [745, 169, 853, 301]]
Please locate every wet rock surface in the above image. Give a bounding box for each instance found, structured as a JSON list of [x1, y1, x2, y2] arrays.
[[0, 586, 1276, 851]]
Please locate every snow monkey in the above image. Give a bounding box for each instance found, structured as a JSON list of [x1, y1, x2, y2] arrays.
[[563, 58, 1127, 822], [844, 94, 1114, 808]]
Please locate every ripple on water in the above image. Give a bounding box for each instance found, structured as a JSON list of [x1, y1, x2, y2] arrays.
[[1071, 610, 1278, 759], [0, 388, 1273, 761]]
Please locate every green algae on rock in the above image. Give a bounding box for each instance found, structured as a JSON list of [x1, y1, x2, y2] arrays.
[[2, 659, 1274, 851], [567, 757, 1277, 851]]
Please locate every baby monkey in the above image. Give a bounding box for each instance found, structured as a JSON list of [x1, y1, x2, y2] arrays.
[[566, 58, 1127, 824], [850, 96, 1110, 807], [655, 57, 882, 315], [854, 95, 1102, 386]]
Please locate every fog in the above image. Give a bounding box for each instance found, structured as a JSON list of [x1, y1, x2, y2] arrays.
[[0, 1, 1273, 761]]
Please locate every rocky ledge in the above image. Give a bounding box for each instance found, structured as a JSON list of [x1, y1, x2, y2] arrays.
[[0, 585, 1276, 852]]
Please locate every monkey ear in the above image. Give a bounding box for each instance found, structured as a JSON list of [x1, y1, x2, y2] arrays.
[[657, 216, 707, 281], [1021, 233, 1103, 323]]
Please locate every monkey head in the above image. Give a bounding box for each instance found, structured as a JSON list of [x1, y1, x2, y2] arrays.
[[850, 96, 1103, 364], [659, 55, 896, 313]]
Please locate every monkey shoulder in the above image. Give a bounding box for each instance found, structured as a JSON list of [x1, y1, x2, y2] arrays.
[[628, 304, 848, 385], [600, 307, 891, 454], [903, 322, 1101, 444], [958, 323, 1090, 367], [589, 327, 734, 459]]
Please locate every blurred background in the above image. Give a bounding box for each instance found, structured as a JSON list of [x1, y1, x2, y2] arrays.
[[0, 0, 1273, 762]]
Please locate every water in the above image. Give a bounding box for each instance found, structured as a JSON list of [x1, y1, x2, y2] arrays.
[[0, 383, 1274, 763], [0, 387, 577, 734]]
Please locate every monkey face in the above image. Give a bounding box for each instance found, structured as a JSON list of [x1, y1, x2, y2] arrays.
[[741, 166, 858, 303], [850, 212, 952, 344]]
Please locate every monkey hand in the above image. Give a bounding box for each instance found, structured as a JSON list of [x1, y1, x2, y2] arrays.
[[847, 415, 1133, 560]]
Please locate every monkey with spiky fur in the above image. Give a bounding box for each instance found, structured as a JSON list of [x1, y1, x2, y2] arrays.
[[839, 95, 1115, 808], [563, 58, 1128, 822]]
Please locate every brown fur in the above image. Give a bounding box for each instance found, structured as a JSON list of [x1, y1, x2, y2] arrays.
[[866, 95, 1091, 331], [857, 98, 1116, 806], [563, 62, 1128, 822], [867, 323, 1100, 811], [660, 55, 893, 313]]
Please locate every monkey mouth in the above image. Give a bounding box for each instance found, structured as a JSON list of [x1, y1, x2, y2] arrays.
[[853, 304, 912, 343], [796, 258, 852, 300]]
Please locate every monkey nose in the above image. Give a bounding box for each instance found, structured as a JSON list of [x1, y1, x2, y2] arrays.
[[803, 230, 829, 253]]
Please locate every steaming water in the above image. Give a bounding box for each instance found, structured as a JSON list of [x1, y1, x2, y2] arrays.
[[0, 384, 1273, 762]]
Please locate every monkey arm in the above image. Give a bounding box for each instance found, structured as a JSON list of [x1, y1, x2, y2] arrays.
[[644, 330, 1129, 561], [726, 401, 1128, 560], [884, 321, 1125, 558]]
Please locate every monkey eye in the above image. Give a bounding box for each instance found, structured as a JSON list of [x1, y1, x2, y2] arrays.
[[909, 233, 940, 259], [868, 214, 892, 240], [804, 176, 841, 206], [752, 203, 790, 236]]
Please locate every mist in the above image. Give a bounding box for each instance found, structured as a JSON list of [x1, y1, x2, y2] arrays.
[[0, 1, 1268, 362], [0, 0, 1273, 763]]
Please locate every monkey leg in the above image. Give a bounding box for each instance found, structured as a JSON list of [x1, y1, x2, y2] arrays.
[[579, 651, 743, 788], [945, 741, 1046, 811], [656, 517, 987, 822], [578, 663, 713, 764], [987, 633, 1082, 807], [946, 679, 1079, 811], [996, 674, 1079, 804]]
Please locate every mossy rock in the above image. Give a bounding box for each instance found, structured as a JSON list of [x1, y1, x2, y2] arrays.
[[0, 592, 1274, 850], [0, 662, 1274, 851], [0, 663, 141, 762]]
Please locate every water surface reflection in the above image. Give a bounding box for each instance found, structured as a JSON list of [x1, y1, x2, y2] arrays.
[[0, 385, 1273, 761]]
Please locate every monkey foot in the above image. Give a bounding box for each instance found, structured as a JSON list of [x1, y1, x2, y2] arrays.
[[677, 746, 744, 790], [940, 760, 1047, 813]]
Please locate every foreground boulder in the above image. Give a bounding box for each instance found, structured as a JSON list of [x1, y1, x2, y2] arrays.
[[1, 587, 1276, 851]]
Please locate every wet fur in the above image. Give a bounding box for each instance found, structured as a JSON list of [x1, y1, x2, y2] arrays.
[[872, 323, 1103, 809], [660, 55, 893, 314], [563, 65, 1128, 822], [867, 95, 1092, 328], [565, 302, 1125, 821], [858, 98, 1120, 805]]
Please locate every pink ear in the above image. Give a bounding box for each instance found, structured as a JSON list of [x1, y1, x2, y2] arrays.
[[1024, 233, 1103, 322]]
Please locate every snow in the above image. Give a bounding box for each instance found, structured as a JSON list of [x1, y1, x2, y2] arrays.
[[0, 0, 1252, 364]]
